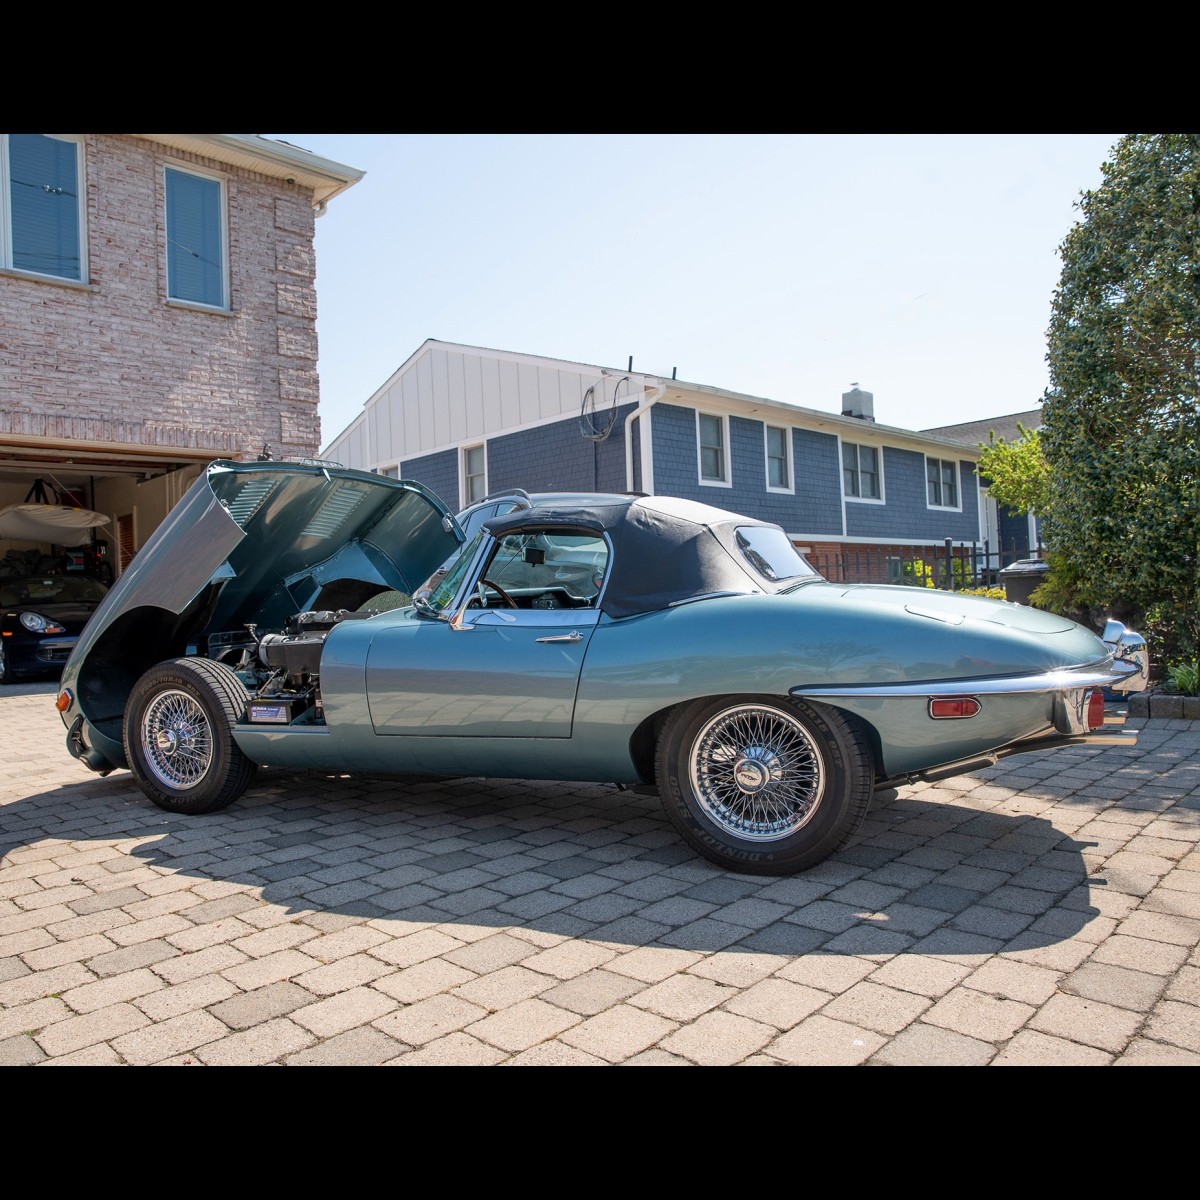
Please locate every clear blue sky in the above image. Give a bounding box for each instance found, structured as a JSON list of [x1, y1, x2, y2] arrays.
[[264, 133, 1122, 452]]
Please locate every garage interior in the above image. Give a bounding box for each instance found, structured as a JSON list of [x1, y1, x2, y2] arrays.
[[0, 437, 220, 585]]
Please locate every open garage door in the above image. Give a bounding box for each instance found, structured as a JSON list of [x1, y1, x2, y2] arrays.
[[0, 436, 233, 581]]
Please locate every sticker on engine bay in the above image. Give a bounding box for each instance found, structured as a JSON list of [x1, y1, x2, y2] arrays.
[[247, 704, 290, 724]]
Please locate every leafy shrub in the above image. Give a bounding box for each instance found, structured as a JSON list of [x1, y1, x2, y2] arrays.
[[900, 557, 976, 590], [1165, 660, 1200, 696], [958, 586, 1007, 600], [900, 559, 935, 588]]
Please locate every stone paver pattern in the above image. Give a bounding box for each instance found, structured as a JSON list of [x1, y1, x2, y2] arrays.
[[2, 681, 1198, 1066]]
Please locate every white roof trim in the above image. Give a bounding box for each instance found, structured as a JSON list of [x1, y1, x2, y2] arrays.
[[133, 135, 364, 208]]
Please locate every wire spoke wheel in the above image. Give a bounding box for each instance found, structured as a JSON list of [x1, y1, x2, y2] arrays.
[[689, 703, 824, 841], [657, 695, 873, 874], [124, 658, 256, 815], [141, 688, 214, 790]]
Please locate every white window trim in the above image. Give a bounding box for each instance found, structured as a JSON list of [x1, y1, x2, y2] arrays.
[[163, 161, 230, 311], [841, 439, 885, 505], [925, 455, 963, 512], [0, 134, 88, 284], [461, 443, 487, 508], [696, 411, 732, 488], [764, 424, 794, 494]]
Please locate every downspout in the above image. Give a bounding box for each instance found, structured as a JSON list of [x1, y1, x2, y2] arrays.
[[624, 378, 666, 494]]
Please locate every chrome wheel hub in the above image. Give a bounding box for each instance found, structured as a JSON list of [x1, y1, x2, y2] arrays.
[[142, 689, 212, 791], [689, 704, 824, 841], [732, 747, 781, 794]]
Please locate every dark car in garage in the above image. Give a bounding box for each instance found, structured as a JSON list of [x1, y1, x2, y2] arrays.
[[1, 572, 110, 683]]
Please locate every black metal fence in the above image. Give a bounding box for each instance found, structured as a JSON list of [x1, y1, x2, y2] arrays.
[[805, 538, 1043, 592]]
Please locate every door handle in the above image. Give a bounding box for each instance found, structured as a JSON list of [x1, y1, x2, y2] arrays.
[[536, 631, 582, 643]]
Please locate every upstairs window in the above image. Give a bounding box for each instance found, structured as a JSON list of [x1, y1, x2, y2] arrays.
[[463, 444, 486, 505], [1, 134, 85, 282], [697, 412, 729, 484], [926, 456, 960, 508], [165, 164, 227, 308], [842, 442, 881, 500], [765, 425, 792, 491]]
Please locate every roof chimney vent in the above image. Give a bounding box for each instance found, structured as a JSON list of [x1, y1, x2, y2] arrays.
[[842, 383, 875, 422]]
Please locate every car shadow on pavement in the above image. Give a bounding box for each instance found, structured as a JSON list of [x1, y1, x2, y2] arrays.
[[1, 761, 1102, 959]]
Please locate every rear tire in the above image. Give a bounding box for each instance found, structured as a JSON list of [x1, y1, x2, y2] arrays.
[[656, 695, 873, 875], [123, 657, 256, 814]]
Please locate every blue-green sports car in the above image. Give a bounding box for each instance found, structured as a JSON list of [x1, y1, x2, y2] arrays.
[[55, 459, 1150, 876]]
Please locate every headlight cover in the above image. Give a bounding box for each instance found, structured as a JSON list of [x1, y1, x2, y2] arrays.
[[19, 612, 64, 634]]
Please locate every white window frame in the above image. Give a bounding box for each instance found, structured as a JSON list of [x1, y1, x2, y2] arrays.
[[164, 162, 229, 310], [925, 455, 962, 511], [0, 133, 87, 283], [842, 441, 884, 503], [462, 443, 487, 507], [696, 411, 731, 487], [764, 424, 793, 493]]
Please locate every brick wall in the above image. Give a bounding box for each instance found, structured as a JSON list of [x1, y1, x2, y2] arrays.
[[0, 134, 321, 461]]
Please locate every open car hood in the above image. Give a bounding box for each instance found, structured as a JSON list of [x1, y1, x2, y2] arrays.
[[62, 459, 462, 681]]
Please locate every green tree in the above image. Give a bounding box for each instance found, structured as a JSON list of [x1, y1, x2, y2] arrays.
[[976, 423, 1050, 517], [1041, 133, 1200, 664]]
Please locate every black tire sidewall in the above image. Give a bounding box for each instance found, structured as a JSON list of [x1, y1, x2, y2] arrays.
[[657, 695, 869, 875]]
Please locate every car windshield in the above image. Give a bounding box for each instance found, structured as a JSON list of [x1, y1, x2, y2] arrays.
[[0, 574, 109, 606], [418, 530, 486, 615]]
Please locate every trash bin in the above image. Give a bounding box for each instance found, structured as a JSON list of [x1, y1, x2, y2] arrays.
[[998, 558, 1048, 605]]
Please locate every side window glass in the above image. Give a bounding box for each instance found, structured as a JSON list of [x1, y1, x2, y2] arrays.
[[165, 164, 227, 308], [5, 134, 84, 281], [482, 532, 609, 608]]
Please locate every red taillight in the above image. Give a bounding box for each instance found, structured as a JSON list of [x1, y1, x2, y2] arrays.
[[929, 697, 981, 719], [1087, 689, 1105, 730], [56, 689, 73, 713]]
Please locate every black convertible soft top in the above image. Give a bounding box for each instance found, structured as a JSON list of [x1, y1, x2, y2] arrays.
[[482, 495, 815, 619]]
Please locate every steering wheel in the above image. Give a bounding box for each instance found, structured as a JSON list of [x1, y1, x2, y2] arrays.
[[478, 577, 518, 608]]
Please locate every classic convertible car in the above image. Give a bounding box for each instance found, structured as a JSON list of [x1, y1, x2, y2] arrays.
[[55, 459, 1150, 876]]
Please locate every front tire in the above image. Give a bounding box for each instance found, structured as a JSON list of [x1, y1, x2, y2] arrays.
[[656, 695, 873, 875], [123, 657, 256, 814]]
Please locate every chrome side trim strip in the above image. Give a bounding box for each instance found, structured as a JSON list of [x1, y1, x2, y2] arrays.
[[792, 659, 1139, 699]]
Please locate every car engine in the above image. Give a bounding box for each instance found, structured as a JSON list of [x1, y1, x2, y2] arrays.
[[223, 608, 371, 726]]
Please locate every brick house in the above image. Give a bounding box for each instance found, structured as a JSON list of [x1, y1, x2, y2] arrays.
[[321, 339, 1035, 583], [0, 133, 362, 576]]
